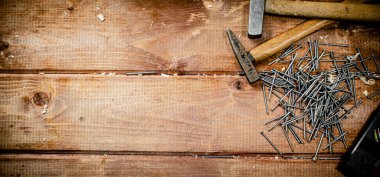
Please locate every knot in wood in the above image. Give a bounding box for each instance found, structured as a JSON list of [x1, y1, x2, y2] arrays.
[[32, 92, 50, 106]]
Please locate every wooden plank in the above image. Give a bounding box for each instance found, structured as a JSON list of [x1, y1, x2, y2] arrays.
[[0, 0, 379, 73], [0, 0, 298, 73], [0, 154, 344, 176], [1, 74, 378, 153]]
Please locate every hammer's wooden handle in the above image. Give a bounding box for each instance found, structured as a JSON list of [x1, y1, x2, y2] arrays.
[[265, 0, 380, 22], [249, 19, 334, 62]]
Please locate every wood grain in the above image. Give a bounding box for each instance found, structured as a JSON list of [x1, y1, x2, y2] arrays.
[[0, 0, 379, 74], [0, 0, 298, 73], [0, 154, 344, 177], [0, 74, 378, 153]]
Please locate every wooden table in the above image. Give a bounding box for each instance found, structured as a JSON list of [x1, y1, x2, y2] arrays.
[[0, 0, 379, 176]]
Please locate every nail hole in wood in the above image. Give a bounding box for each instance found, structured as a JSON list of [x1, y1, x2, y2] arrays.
[[233, 80, 244, 90]]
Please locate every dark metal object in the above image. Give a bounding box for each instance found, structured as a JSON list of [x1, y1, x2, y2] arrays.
[[283, 155, 342, 160], [312, 133, 325, 161], [367, 89, 380, 99], [269, 44, 302, 65], [319, 43, 349, 47], [282, 126, 294, 152], [259, 41, 373, 161], [260, 131, 283, 156], [262, 83, 269, 114], [288, 124, 304, 144], [227, 29, 260, 83], [125, 71, 156, 75], [248, 0, 265, 37], [323, 131, 347, 150], [356, 48, 369, 75], [372, 54, 380, 74], [339, 106, 380, 177]]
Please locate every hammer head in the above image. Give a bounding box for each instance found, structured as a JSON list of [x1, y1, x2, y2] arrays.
[[248, 0, 265, 38], [227, 29, 260, 84]]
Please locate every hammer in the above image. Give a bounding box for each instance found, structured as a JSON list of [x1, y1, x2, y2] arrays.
[[236, 0, 379, 84], [229, 19, 334, 83]]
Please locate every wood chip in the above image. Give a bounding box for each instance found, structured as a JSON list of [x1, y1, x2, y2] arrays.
[[42, 104, 48, 114], [97, 13, 105, 21], [363, 90, 369, 96]]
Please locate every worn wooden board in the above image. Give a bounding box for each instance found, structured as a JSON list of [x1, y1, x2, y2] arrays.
[[0, 0, 379, 175], [0, 0, 294, 73], [0, 0, 379, 74], [0, 74, 378, 153], [0, 154, 343, 176]]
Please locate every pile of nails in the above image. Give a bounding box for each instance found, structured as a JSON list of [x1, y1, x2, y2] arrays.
[[260, 40, 380, 161]]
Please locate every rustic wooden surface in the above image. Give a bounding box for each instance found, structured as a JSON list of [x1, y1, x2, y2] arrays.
[[0, 74, 379, 153], [0, 0, 379, 176], [0, 0, 379, 74], [0, 154, 343, 177]]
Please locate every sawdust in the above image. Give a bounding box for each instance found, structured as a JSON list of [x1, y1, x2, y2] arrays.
[[161, 73, 169, 77]]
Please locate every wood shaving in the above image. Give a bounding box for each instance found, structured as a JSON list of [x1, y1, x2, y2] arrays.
[[161, 73, 169, 77], [42, 104, 48, 114], [363, 90, 369, 96], [359, 76, 375, 85], [327, 74, 337, 83], [346, 53, 360, 61], [97, 13, 105, 21]]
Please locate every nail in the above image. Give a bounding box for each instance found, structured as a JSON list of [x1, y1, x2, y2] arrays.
[[282, 126, 294, 152], [356, 48, 369, 75], [319, 43, 349, 47], [268, 73, 277, 101], [371, 54, 380, 74], [260, 131, 283, 156], [262, 83, 269, 114], [288, 125, 303, 144], [323, 132, 347, 150], [367, 89, 380, 99], [125, 71, 156, 75], [312, 133, 325, 162]]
